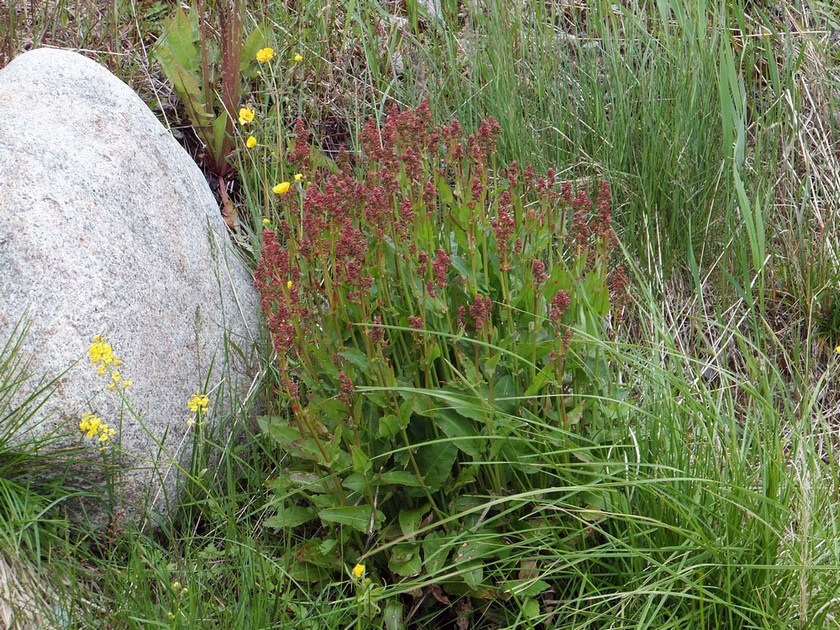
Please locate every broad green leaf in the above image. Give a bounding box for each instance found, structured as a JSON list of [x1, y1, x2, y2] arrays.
[[415, 441, 457, 491], [398, 504, 429, 539], [436, 409, 482, 457], [318, 505, 373, 532], [566, 402, 584, 427], [351, 445, 371, 474], [378, 413, 404, 439], [521, 598, 540, 620], [340, 348, 370, 372], [156, 7, 199, 75], [436, 178, 454, 205], [383, 600, 403, 630], [264, 506, 315, 530], [422, 531, 448, 574], [388, 543, 423, 577], [379, 470, 423, 487], [210, 111, 229, 166]]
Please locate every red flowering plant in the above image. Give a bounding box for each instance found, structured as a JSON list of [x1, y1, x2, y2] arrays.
[[255, 103, 628, 611]]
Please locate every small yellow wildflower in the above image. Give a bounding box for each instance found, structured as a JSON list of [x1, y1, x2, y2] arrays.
[[187, 392, 210, 414], [255, 47, 275, 63], [352, 563, 365, 579], [122, 380, 133, 388], [79, 412, 116, 443], [97, 364, 107, 376], [89, 335, 117, 366], [836, 344, 840, 355], [286, 280, 293, 290], [273, 181, 291, 195], [294, 173, 303, 182], [262, 217, 270, 226], [171, 581, 182, 591], [186, 417, 196, 428], [294, 53, 303, 63], [238, 107, 255, 125], [246, 135, 257, 149]]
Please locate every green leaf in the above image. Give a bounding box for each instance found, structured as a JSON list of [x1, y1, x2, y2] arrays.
[[415, 441, 457, 491], [341, 473, 369, 493], [521, 598, 540, 621], [240, 25, 268, 76], [264, 506, 315, 530], [318, 506, 373, 533], [388, 543, 423, 577], [379, 470, 423, 487], [398, 504, 429, 539], [502, 579, 551, 597], [566, 402, 584, 427], [378, 413, 405, 439], [340, 348, 370, 372], [156, 7, 199, 75], [383, 600, 403, 630], [436, 409, 482, 457], [436, 178, 454, 205], [524, 362, 554, 397], [351, 445, 371, 474], [210, 111, 229, 166], [422, 532, 449, 575], [450, 254, 473, 279], [423, 343, 442, 369]]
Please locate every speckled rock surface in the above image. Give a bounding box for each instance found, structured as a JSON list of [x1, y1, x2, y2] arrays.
[[0, 48, 260, 527]]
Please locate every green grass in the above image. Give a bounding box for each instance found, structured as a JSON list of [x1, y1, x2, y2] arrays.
[[2, 0, 839, 628]]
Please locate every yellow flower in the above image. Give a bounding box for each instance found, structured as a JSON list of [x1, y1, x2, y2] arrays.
[[79, 412, 115, 443], [352, 563, 365, 579], [286, 280, 293, 290], [273, 181, 291, 195], [187, 392, 210, 414], [294, 53, 303, 63], [255, 47, 275, 63], [123, 380, 133, 388], [262, 218, 270, 226], [836, 345, 840, 355], [294, 173, 303, 182], [246, 135, 257, 149], [238, 107, 255, 125]]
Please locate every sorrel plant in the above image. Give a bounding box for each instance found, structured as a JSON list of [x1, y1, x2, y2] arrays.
[[255, 103, 628, 599]]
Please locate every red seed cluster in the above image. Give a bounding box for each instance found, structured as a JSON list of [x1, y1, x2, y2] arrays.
[[338, 371, 355, 406], [532, 259, 547, 285], [290, 118, 311, 170], [549, 290, 571, 326], [254, 230, 301, 356], [470, 294, 493, 331], [432, 248, 450, 289]]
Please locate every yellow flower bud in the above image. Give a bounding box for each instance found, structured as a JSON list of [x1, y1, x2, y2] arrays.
[[246, 135, 257, 149], [273, 181, 291, 195]]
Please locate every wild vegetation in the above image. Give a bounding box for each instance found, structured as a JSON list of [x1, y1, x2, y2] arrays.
[[1, 0, 839, 628]]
